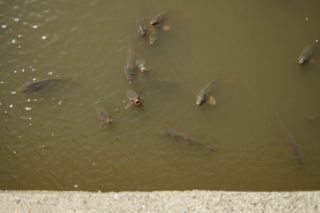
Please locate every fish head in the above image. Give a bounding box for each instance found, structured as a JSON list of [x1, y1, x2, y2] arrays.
[[196, 96, 206, 106], [299, 57, 306, 64], [138, 64, 147, 72], [133, 97, 142, 107], [137, 24, 147, 37]]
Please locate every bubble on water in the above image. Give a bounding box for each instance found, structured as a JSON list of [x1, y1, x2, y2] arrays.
[[14, 18, 20, 22], [1, 25, 7, 29], [33, 78, 36, 81], [11, 91, 17, 95], [18, 135, 22, 139], [31, 68, 36, 72], [11, 39, 17, 44], [92, 162, 96, 166], [40, 144, 45, 148], [0, 81, 4, 84], [305, 17, 309, 21], [9, 104, 13, 108], [25, 106, 32, 111], [316, 40, 319, 43], [0, 102, 2, 106], [29, 122, 32, 126], [74, 184, 78, 188], [13, 151, 17, 154], [33, 98, 37, 102], [4, 110, 8, 114], [32, 25, 38, 29], [17, 34, 22, 38], [21, 69, 25, 72], [28, 117, 32, 120], [58, 100, 62, 105], [27, 99, 31, 103], [48, 72, 53, 75], [13, 70, 17, 74], [41, 35, 47, 40], [18, 45, 22, 48]]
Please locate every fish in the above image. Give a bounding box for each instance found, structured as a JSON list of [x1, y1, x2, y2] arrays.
[[125, 89, 142, 109], [124, 47, 136, 82], [276, 113, 303, 165], [298, 43, 317, 65], [196, 81, 216, 106], [98, 110, 113, 125], [163, 129, 214, 152], [136, 59, 148, 73], [305, 114, 320, 121], [150, 12, 166, 26], [137, 22, 148, 37], [150, 12, 170, 32], [19, 78, 67, 93], [148, 27, 158, 45]]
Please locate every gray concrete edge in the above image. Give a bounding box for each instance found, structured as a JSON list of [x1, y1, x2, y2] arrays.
[[0, 190, 319, 213]]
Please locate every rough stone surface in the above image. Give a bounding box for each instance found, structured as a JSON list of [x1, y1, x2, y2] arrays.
[[0, 190, 319, 213]]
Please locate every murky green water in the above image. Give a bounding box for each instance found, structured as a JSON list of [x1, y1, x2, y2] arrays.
[[1, 0, 320, 191]]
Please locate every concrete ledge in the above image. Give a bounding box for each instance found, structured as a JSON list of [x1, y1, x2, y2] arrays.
[[0, 190, 319, 213]]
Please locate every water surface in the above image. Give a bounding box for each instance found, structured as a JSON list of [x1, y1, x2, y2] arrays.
[[1, 0, 320, 191]]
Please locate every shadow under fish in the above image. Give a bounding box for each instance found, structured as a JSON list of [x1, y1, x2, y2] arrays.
[[276, 113, 303, 165], [19, 78, 70, 93], [162, 129, 215, 153]]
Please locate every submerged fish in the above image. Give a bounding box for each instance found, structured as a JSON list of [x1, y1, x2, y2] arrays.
[[276, 113, 303, 165], [19, 78, 67, 93], [148, 27, 158, 45], [136, 59, 148, 73], [137, 22, 148, 37], [150, 12, 166, 26], [98, 110, 113, 125], [196, 82, 216, 106], [125, 89, 142, 109], [124, 47, 136, 82], [163, 129, 214, 152], [299, 43, 317, 65]]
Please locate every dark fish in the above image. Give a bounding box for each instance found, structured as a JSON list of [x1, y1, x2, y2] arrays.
[[124, 47, 136, 82], [19, 79, 66, 93], [276, 113, 303, 165], [196, 82, 216, 106], [299, 43, 317, 65], [163, 129, 214, 152]]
